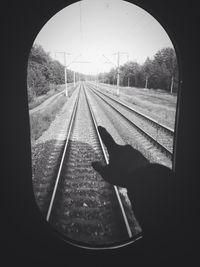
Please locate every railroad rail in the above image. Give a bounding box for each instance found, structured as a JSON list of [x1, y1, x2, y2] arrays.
[[45, 83, 141, 247], [93, 83, 174, 135], [87, 82, 173, 159]]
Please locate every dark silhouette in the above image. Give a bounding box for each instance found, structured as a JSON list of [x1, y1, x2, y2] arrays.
[[92, 126, 180, 262]]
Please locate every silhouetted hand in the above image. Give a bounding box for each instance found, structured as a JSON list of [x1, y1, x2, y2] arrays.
[[92, 126, 179, 258], [92, 126, 176, 226], [92, 126, 148, 187]]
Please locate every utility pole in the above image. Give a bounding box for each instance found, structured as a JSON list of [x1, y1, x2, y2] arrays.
[[117, 52, 120, 95], [145, 76, 148, 88], [113, 52, 129, 95], [170, 75, 174, 94], [64, 65, 68, 96], [73, 71, 76, 87], [55, 53, 91, 94], [55, 52, 72, 97], [72, 59, 92, 84], [103, 52, 128, 96]]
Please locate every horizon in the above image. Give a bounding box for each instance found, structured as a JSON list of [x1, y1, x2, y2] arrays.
[[34, 0, 174, 75]]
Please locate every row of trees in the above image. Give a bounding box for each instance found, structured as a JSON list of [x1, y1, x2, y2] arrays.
[[27, 44, 76, 102], [98, 47, 179, 93], [27, 45, 179, 102]]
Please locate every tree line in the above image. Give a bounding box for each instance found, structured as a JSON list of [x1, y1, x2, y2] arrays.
[[98, 47, 179, 93], [27, 44, 85, 102], [27, 45, 179, 103]]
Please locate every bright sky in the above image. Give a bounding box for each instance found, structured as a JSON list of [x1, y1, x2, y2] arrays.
[[35, 0, 174, 75]]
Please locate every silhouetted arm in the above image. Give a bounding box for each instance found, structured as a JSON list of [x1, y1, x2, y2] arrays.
[[92, 126, 177, 234]]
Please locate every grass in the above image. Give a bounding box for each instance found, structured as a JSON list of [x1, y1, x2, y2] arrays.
[[28, 84, 68, 110], [29, 83, 77, 142], [100, 83, 178, 129], [29, 93, 67, 142]]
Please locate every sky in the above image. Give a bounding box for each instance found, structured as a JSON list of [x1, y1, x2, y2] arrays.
[[35, 0, 174, 75]]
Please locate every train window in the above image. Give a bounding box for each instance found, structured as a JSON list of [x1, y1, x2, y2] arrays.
[[28, 0, 180, 249]]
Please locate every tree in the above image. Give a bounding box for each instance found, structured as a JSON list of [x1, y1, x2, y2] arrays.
[[153, 47, 178, 92], [27, 44, 66, 99], [103, 47, 179, 92], [142, 57, 154, 88]]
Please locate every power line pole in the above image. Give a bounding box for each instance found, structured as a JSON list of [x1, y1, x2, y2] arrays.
[[145, 76, 148, 88], [55, 52, 72, 97], [73, 71, 76, 87], [117, 52, 120, 95], [55, 53, 89, 94], [71, 59, 92, 85], [170, 75, 174, 94], [113, 52, 129, 95]]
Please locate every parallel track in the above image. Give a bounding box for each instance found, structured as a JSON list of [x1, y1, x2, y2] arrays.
[[87, 83, 173, 159], [45, 84, 140, 247]]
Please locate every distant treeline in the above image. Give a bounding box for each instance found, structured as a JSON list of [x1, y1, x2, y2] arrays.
[[27, 45, 179, 102], [27, 44, 85, 102], [98, 47, 179, 93]]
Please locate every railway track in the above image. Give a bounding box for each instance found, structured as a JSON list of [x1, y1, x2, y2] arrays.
[[45, 83, 141, 247], [87, 82, 174, 160], [84, 84, 172, 169]]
